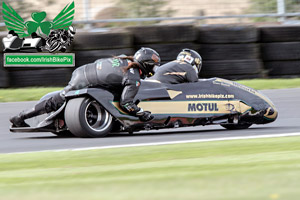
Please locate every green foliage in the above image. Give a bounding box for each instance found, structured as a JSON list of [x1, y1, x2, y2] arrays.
[[248, 0, 300, 22], [249, 0, 277, 13], [116, 0, 174, 25], [237, 78, 300, 90], [0, 87, 62, 102], [118, 0, 171, 18]]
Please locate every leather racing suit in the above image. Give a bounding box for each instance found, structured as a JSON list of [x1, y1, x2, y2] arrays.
[[150, 60, 198, 84], [42, 57, 144, 116]]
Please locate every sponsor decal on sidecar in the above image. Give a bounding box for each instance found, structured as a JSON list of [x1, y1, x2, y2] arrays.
[[186, 94, 235, 99], [111, 100, 251, 115], [167, 90, 182, 99]]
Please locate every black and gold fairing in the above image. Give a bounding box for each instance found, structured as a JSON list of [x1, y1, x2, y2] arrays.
[[65, 78, 278, 132]]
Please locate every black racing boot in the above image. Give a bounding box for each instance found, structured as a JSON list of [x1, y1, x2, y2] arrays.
[[10, 93, 64, 127], [10, 102, 48, 127], [10, 115, 29, 127], [10, 108, 36, 127]]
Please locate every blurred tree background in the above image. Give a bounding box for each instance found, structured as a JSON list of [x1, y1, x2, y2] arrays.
[[118, 0, 174, 18], [248, 0, 300, 21], [95, 0, 174, 27]]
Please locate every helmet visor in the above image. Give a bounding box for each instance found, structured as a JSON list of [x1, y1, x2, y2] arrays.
[[143, 62, 160, 77]]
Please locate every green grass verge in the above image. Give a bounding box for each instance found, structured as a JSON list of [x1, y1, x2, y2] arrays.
[[237, 78, 300, 90], [1, 136, 300, 200], [0, 87, 62, 102], [0, 78, 299, 102]]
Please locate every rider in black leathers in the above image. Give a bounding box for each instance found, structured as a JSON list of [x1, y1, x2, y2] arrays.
[[150, 49, 202, 84], [10, 47, 161, 127]]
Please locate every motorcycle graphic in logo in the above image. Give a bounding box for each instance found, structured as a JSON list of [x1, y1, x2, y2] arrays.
[[45, 26, 76, 53], [2, 1, 75, 53]]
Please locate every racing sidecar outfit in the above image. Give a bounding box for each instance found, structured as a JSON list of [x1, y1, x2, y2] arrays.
[[150, 60, 198, 84]]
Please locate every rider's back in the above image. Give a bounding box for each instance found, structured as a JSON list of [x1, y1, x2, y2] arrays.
[[150, 61, 198, 84], [94, 58, 127, 86]]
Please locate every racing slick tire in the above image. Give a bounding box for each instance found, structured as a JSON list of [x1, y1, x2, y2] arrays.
[[196, 25, 258, 44], [65, 97, 113, 137], [73, 31, 132, 50], [200, 59, 263, 78], [259, 26, 300, 42], [126, 25, 196, 44], [197, 44, 259, 60], [264, 60, 300, 77], [221, 123, 252, 130], [261, 42, 300, 61]]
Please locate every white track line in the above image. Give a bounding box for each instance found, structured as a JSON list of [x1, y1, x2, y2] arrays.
[[3, 132, 300, 155]]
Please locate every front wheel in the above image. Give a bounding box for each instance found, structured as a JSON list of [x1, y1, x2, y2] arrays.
[[65, 97, 113, 137]]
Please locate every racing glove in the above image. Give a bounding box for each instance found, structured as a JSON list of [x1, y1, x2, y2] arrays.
[[122, 102, 154, 122], [136, 109, 154, 122]]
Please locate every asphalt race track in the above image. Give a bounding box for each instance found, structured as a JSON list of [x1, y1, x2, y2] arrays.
[[0, 88, 299, 154]]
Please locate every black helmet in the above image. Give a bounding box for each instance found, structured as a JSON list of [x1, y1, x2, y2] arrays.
[[133, 47, 160, 77], [177, 49, 202, 76]]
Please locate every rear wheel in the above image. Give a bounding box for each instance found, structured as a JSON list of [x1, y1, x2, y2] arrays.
[[221, 123, 252, 130], [65, 97, 113, 137]]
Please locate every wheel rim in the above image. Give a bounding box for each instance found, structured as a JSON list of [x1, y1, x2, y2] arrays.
[[84, 100, 112, 132], [49, 41, 60, 52]]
